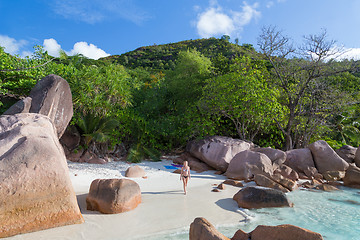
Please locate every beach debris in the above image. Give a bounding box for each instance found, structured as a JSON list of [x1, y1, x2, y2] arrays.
[[343, 165, 360, 188], [248, 224, 324, 240], [253, 147, 286, 170], [225, 150, 273, 181], [335, 145, 356, 164], [189, 217, 230, 240], [284, 148, 315, 177], [233, 186, 293, 209], [254, 174, 290, 193], [212, 189, 220, 192], [186, 136, 253, 172], [125, 165, 146, 178], [3, 74, 73, 138], [308, 140, 349, 173], [222, 179, 244, 187], [0, 113, 84, 238], [86, 178, 141, 214], [323, 170, 345, 181]]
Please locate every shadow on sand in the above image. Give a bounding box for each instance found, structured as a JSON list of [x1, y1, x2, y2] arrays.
[[76, 193, 103, 215], [142, 190, 184, 195], [215, 198, 251, 223]]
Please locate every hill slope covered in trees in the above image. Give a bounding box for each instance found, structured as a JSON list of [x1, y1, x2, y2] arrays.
[[1, 32, 360, 160], [99, 37, 256, 72]]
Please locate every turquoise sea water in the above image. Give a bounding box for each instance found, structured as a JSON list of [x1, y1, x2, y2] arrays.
[[145, 187, 360, 240]]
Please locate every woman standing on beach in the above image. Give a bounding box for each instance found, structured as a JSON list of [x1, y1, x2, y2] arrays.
[[180, 161, 191, 195]]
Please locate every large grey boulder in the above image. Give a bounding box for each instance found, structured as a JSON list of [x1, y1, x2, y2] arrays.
[[125, 165, 146, 178], [249, 224, 324, 240], [284, 148, 315, 175], [233, 186, 292, 209], [3, 74, 73, 138], [0, 113, 83, 238], [225, 150, 273, 180], [189, 217, 230, 240], [354, 146, 360, 167], [254, 174, 290, 193], [253, 147, 287, 169], [187, 136, 252, 172], [86, 178, 141, 214], [343, 165, 360, 188], [335, 145, 356, 164], [308, 140, 349, 173]]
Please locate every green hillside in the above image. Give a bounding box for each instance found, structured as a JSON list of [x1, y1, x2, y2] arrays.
[[99, 38, 256, 71]]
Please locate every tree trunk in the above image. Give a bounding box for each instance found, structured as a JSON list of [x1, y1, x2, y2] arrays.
[[284, 109, 295, 151]]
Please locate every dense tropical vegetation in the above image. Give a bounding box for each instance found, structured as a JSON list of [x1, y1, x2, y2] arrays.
[[1, 31, 360, 160]]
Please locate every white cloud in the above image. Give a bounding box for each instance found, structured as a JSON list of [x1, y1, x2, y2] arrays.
[[232, 2, 261, 27], [334, 47, 360, 61], [68, 42, 110, 60], [197, 8, 235, 38], [0, 35, 28, 55], [43, 38, 110, 60], [195, 1, 261, 38], [51, 0, 149, 24], [43, 38, 62, 57]]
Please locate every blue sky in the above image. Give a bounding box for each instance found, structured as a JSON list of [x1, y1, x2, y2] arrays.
[[1, 0, 360, 60]]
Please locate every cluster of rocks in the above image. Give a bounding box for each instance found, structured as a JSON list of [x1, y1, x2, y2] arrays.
[[0, 75, 143, 238], [0, 75, 84, 238], [189, 217, 324, 240], [176, 136, 360, 190], [60, 126, 127, 164]]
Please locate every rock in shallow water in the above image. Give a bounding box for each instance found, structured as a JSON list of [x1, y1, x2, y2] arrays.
[[343, 165, 360, 188], [249, 224, 324, 240], [0, 113, 83, 238], [189, 217, 230, 240], [233, 186, 292, 209]]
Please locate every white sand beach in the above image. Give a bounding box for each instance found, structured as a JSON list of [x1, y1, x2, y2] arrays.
[[8, 158, 250, 240]]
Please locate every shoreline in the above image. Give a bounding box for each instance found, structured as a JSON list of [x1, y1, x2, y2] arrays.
[[8, 159, 249, 240]]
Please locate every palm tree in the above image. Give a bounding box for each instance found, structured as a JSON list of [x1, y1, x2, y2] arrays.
[[77, 112, 119, 154]]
